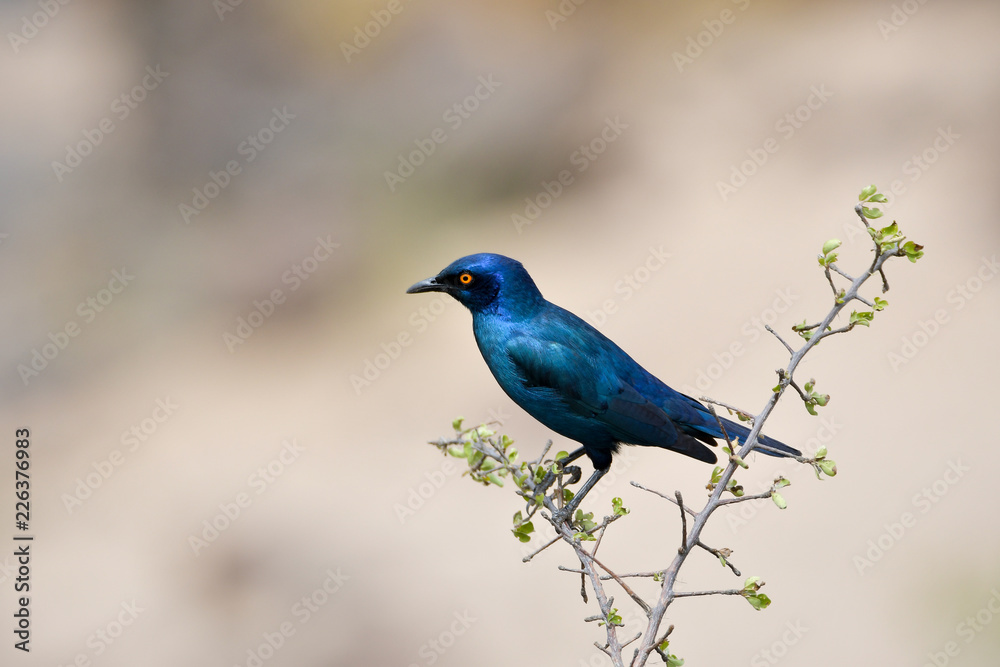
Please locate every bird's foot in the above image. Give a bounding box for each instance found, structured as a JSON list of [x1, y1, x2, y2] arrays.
[[533, 464, 581, 497], [534, 471, 557, 496], [563, 465, 582, 485]]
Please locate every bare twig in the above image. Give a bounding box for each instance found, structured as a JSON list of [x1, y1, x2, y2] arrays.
[[675, 491, 688, 554], [828, 263, 856, 283], [673, 588, 743, 599], [522, 535, 561, 563], [697, 541, 741, 576], [764, 324, 794, 355], [699, 396, 755, 423], [630, 481, 697, 517]]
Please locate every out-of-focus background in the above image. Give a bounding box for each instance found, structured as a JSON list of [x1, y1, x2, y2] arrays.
[[2, 0, 999, 665]]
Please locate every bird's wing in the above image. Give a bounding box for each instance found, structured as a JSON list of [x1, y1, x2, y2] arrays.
[[504, 336, 716, 462]]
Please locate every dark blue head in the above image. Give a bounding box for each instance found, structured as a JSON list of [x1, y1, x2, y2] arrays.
[[406, 253, 545, 316]]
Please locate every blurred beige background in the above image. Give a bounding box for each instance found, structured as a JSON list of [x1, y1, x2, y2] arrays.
[[2, 0, 999, 665]]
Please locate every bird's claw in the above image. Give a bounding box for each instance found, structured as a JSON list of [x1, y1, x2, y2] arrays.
[[533, 463, 581, 497], [564, 465, 582, 485], [534, 471, 557, 496]]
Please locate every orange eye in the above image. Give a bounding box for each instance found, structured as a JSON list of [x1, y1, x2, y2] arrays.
[[459, 272, 473, 285]]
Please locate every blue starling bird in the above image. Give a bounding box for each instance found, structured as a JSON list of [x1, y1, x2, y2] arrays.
[[407, 253, 800, 521]]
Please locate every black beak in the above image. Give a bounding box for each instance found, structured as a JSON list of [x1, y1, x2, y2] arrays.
[[406, 276, 447, 294]]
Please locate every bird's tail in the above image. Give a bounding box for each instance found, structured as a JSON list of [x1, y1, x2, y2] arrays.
[[720, 418, 801, 458]]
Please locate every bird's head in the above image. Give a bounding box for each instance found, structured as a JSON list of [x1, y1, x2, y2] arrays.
[[406, 253, 544, 315]]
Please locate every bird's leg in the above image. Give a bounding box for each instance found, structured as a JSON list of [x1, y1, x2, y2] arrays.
[[534, 447, 586, 496], [551, 467, 609, 525]]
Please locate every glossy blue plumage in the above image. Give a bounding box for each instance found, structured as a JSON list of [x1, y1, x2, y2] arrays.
[[407, 253, 800, 473]]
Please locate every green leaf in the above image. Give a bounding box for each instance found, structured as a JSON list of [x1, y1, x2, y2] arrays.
[[563, 488, 575, 502], [859, 184, 877, 201], [731, 454, 748, 469], [574, 531, 596, 542], [612, 497, 630, 516], [574, 510, 597, 533], [486, 472, 504, 486], [710, 466, 724, 485], [666, 654, 685, 667], [850, 310, 874, 327], [873, 297, 888, 311], [822, 239, 842, 255], [512, 520, 534, 542], [771, 491, 787, 509], [452, 417, 464, 432], [902, 241, 925, 262], [862, 206, 884, 219], [869, 193, 888, 203], [773, 476, 791, 489], [726, 478, 744, 497], [814, 445, 827, 459], [818, 459, 838, 476], [599, 608, 623, 627], [555, 450, 569, 462], [745, 593, 772, 611]]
